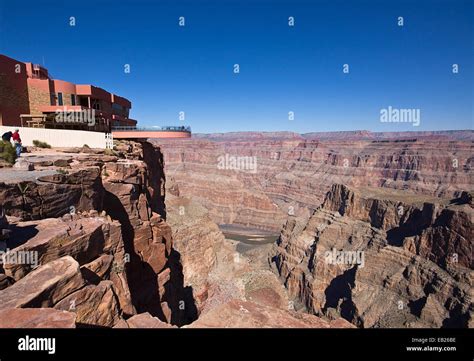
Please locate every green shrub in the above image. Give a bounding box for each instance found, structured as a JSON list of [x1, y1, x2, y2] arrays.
[[0, 140, 17, 164], [32, 140, 51, 148], [103, 148, 118, 156], [57, 168, 69, 175]]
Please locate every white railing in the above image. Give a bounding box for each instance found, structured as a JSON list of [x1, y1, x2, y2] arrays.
[[105, 132, 114, 149], [1, 126, 110, 149]]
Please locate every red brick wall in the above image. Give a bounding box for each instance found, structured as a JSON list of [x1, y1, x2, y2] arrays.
[[0, 55, 30, 126]]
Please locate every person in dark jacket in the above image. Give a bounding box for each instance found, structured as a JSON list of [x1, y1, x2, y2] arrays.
[[1, 131, 12, 142]]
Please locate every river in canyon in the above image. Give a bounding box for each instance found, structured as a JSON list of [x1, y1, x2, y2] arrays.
[[219, 224, 279, 269]]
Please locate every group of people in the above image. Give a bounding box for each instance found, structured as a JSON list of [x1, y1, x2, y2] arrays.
[[1, 129, 22, 157]]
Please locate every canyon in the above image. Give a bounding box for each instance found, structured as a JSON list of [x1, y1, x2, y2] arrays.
[[157, 130, 473, 328], [0, 129, 471, 328], [158, 130, 472, 232], [271, 184, 473, 327], [0, 139, 353, 328]]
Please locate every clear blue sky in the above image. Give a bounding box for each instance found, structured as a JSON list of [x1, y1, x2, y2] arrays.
[[0, 0, 472, 133]]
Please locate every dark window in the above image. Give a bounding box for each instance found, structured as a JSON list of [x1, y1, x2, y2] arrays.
[[57, 92, 63, 106], [92, 99, 101, 110], [50, 93, 56, 105], [71, 94, 76, 106], [79, 97, 89, 107]]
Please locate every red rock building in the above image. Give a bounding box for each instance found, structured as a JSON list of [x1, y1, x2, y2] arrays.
[[0, 54, 137, 132]]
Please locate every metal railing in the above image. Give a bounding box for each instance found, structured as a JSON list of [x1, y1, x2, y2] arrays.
[[112, 125, 191, 132]]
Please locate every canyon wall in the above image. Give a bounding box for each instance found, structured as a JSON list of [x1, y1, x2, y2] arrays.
[[165, 180, 354, 328], [158, 130, 473, 328], [0, 140, 353, 328], [0, 141, 195, 327], [0, 131, 471, 328], [270, 184, 473, 328], [158, 131, 473, 232]]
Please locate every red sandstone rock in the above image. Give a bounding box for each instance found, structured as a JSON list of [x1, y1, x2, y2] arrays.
[[116, 312, 176, 328], [0, 274, 13, 290], [271, 184, 473, 328], [0, 167, 104, 220], [54, 281, 122, 327], [0, 308, 76, 328], [0, 139, 175, 328], [0, 256, 85, 310], [3, 217, 111, 280], [188, 299, 354, 328], [81, 254, 114, 282]]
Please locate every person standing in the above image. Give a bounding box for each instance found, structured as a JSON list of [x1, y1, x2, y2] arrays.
[[1, 131, 12, 142], [11, 129, 22, 157]]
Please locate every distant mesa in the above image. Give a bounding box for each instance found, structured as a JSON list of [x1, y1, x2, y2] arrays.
[[112, 126, 191, 139], [193, 129, 473, 142]]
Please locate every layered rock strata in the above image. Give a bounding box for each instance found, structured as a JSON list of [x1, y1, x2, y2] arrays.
[[0, 141, 195, 327], [166, 180, 353, 327], [270, 184, 473, 328], [158, 132, 473, 232]]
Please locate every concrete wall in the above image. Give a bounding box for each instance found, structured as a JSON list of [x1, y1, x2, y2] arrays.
[[1, 126, 112, 149]]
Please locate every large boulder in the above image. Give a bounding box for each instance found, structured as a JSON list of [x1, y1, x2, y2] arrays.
[[80, 254, 114, 283], [3, 217, 110, 280], [114, 312, 175, 328], [188, 299, 355, 328], [0, 256, 85, 310], [54, 281, 121, 327], [13, 158, 34, 171], [0, 308, 76, 328], [0, 167, 104, 220]]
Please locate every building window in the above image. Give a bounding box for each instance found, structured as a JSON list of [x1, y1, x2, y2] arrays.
[[71, 94, 76, 106], [92, 99, 101, 110], [57, 92, 63, 106], [50, 93, 56, 105]]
